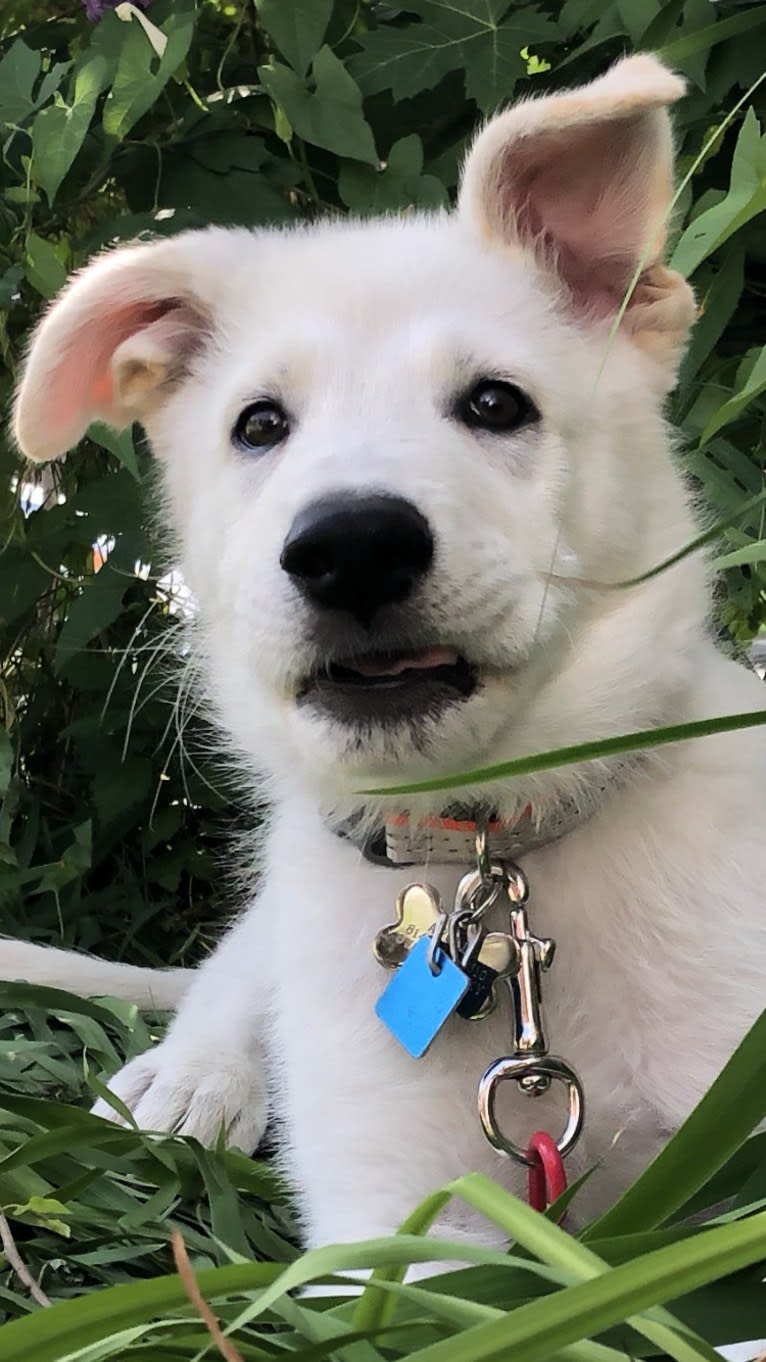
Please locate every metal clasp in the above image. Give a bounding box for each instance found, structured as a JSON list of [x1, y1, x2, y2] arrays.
[[505, 872, 554, 1068], [475, 852, 585, 1168], [478, 1055, 584, 1166]]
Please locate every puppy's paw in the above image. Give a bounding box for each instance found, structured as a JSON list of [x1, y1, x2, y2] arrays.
[[91, 1043, 268, 1153]]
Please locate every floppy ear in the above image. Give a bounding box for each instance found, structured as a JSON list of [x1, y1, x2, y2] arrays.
[[458, 54, 696, 373], [13, 235, 215, 462]]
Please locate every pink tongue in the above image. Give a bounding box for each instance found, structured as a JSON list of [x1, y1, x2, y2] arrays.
[[350, 647, 458, 678]]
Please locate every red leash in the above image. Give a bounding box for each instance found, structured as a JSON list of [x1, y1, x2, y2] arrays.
[[527, 1131, 567, 1213]]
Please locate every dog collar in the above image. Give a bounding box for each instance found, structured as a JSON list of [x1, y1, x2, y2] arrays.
[[335, 762, 633, 867]]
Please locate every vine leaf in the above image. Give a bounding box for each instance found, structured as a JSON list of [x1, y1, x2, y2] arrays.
[[32, 56, 108, 204], [260, 47, 377, 165], [255, 0, 333, 77], [350, 1, 558, 112], [671, 109, 766, 278]]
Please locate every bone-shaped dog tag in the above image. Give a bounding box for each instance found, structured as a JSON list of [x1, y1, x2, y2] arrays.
[[457, 932, 519, 1021], [374, 883, 442, 968]]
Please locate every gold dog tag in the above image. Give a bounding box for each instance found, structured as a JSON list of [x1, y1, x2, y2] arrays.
[[374, 883, 443, 969]]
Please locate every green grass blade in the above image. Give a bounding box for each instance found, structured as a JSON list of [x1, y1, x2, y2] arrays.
[[359, 709, 766, 796], [589, 489, 766, 591], [204, 1234, 552, 1329], [446, 1175, 724, 1362], [0, 1261, 283, 1362], [713, 539, 766, 571], [586, 1008, 766, 1238], [401, 1210, 766, 1362], [351, 1189, 448, 1333]]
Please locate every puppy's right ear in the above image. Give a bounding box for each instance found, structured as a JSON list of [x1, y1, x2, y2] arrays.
[[13, 234, 216, 463]]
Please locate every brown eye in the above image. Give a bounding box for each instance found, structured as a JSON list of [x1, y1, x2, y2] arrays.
[[459, 379, 537, 433], [233, 400, 289, 451]]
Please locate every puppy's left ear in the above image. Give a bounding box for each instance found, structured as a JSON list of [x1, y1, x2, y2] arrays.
[[458, 54, 696, 379]]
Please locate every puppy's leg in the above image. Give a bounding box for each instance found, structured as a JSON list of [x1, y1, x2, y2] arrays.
[[265, 813, 519, 1258], [0, 938, 191, 1008], [91, 900, 272, 1152]]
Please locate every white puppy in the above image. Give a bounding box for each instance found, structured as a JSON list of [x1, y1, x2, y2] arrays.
[[8, 54, 766, 1258]]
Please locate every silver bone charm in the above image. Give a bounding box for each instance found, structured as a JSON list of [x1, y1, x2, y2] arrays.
[[374, 856, 505, 974], [477, 861, 585, 1167], [373, 883, 442, 968]]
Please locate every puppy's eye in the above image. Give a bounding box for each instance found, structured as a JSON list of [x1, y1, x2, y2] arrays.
[[458, 379, 536, 433], [233, 400, 289, 451]]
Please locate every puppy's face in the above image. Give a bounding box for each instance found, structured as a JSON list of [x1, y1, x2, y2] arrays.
[[14, 55, 698, 803], [145, 222, 636, 787]]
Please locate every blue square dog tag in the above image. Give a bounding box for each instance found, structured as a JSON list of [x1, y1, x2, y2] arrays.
[[375, 935, 469, 1058]]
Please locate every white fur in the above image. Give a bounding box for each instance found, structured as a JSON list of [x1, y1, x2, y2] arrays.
[[6, 56, 766, 1288], [0, 939, 189, 1008]]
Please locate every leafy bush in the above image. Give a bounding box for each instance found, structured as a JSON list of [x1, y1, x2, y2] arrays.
[[1, 0, 765, 1354], [1, 0, 765, 968]]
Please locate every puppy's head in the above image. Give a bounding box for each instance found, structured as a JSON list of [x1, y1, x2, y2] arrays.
[[14, 56, 700, 809]]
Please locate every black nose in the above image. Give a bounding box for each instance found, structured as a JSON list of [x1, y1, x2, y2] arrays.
[[280, 494, 434, 627]]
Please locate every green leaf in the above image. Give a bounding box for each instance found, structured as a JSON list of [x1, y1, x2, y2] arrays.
[[714, 540, 766, 571], [103, 0, 196, 141], [32, 56, 108, 205], [54, 568, 130, 674], [658, 5, 766, 62], [339, 135, 448, 212], [676, 247, 744, 400], [0, 729, 12, 799], [587, 1008, 766, 1237], [0, 261, 23, 309], [687, 443, 764, 540], [256, 0, 333, 76], [157, 136, 299, 227], [91, 755, 152, 827], [701, 345, 766, 441], [260, 47, 378, 165], [350, 2, 558, 113], [23, 232, 68, 299], [671, 109, 766, 278], [88, 423, 141, 480], [0, 40, 40, 125], [72, 466, 143, 533], [0, 547, 48, 626], [8, 1194, 71, 1237]]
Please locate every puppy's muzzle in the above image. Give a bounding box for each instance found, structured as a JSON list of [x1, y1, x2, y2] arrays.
[[280, 493, 434, 628]]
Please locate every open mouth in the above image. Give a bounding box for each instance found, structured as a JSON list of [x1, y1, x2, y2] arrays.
[[297, 646, 478, 724]]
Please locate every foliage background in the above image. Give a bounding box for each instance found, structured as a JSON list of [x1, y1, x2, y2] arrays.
[[0, 0, 765, 1353], [1, 0, 765, 976]]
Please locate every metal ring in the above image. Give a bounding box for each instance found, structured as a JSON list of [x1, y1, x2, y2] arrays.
[[475, 822, 493, 885], [477, 1055, 585, 1167], [426, 912, 450, 976], [467, 880, 503, 923], [504, 861, 530, 905], [456, 865, 506, 924]]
